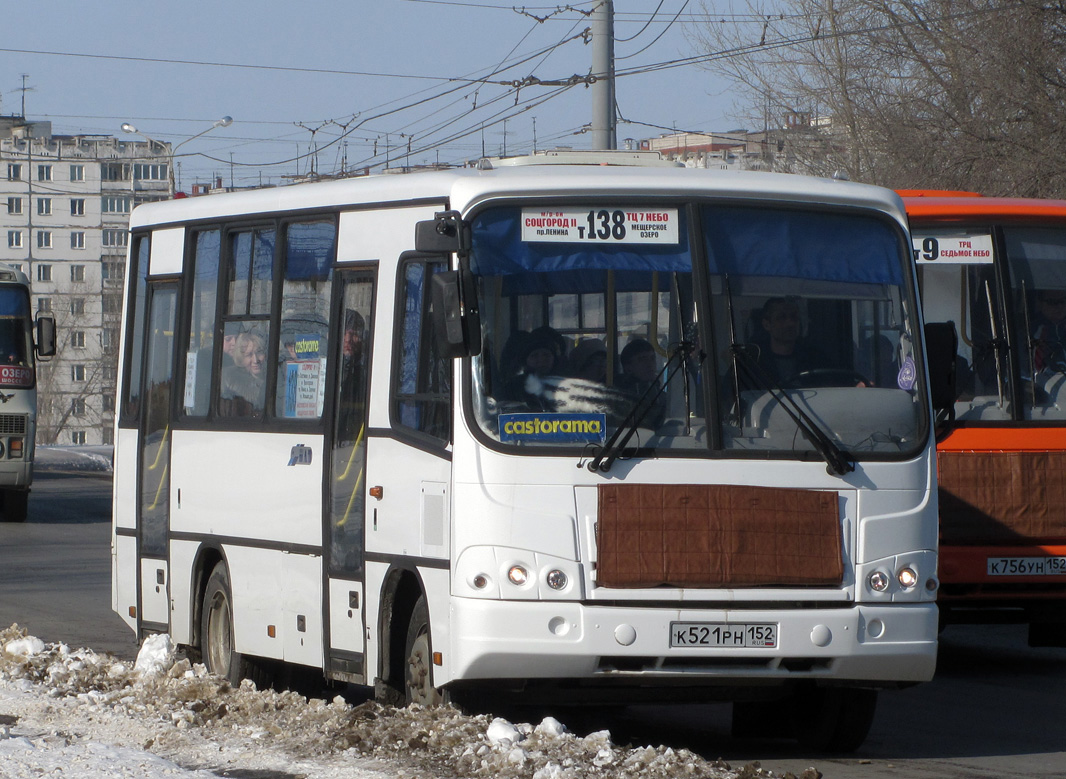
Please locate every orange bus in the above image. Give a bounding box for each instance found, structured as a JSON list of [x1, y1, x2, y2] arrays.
[[902, 190, 1066, 646]]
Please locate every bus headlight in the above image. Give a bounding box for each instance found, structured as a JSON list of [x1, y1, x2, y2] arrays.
[[508, 565, 530, 586], [868, 571, 890, 592], [8, 438, 22, 459], [897, 566, 918, 589]]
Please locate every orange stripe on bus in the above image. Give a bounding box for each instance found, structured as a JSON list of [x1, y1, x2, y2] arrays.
[[938, 427, 1066, 452]]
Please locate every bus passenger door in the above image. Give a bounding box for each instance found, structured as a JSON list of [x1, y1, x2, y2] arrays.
[[326, 270, 374, 680], [137, 283, 178, 630]]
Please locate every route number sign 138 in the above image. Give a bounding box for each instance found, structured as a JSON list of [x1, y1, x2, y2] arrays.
[[521, 207, 680, 245]]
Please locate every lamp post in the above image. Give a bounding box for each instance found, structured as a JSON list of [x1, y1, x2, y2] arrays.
[[121, 116, 233, 196]]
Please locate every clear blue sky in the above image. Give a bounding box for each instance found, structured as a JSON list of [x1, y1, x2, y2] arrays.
[[1, 1, 738, 188]]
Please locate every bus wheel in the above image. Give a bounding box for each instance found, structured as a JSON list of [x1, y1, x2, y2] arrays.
[[200, 563, 271, 688], [793, 687, 877, 752], [404, 595, 445, 706], [1, 489, 28, 523]]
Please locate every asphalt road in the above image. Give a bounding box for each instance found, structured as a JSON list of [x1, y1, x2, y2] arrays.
[[2, 473, 1065, 778], [0, 471, 136, 659]]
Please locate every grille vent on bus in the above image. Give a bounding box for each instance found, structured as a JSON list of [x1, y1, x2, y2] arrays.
[[0, 415, 27, 435]]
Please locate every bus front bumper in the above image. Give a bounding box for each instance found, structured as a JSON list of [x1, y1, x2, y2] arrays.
[[443, 598, 937, 689]]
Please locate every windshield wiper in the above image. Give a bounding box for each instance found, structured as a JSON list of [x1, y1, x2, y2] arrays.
[[587, 341, 699, 473], [732, 345, 855, 476]]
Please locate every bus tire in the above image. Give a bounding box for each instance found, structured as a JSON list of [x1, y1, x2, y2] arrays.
[[1, 489, 28, 523], [793, 687, 877, 752], [404, 595, 445, 706], [200, 563, 272, 689]]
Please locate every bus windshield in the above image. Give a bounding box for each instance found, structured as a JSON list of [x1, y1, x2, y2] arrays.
[[0, 287, 34, 388], [1004, 225, 1066, 420], [468, 202, 925, 459]]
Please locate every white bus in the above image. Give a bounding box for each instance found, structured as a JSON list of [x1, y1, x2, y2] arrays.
[[0, 262, 56, 523], [113, 153, 944, 751]]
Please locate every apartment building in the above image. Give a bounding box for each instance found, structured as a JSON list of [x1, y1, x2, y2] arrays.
[[0, 116, 171, 445]]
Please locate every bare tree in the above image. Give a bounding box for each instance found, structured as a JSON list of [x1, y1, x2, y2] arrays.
[[689, 0, 1066, 196], [35, 277, 118, 445]]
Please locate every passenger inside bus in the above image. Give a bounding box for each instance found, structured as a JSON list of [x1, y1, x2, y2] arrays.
[[336, 309, 366, 439], [220, 329, 267, 416], [568, 337, 608, 383], [501, 327, 566, 406], [618, 338, 667, 428]]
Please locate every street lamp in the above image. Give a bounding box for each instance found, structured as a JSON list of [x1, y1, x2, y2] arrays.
[[121, 116, 233, 196]]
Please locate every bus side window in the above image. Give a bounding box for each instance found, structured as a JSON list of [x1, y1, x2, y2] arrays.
[[120, 234, 151, 423], [393, 258, 450, 442], [182, 229, 221, 417], [275, 220, 335, 420], [217, 226, 275, 419]]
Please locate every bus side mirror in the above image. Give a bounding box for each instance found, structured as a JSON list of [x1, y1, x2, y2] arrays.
[[431, 270, 482, 359], [415, 211, 469, 254], [35, 313, 57, 359], [924, 321, 957, 412]]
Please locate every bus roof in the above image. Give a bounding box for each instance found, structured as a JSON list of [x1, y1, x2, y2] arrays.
[[129, 165, 909, 231], [900, 190, 1066, 222]]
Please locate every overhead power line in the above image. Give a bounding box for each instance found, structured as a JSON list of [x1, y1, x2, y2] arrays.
[[0, 46, 492, 84]]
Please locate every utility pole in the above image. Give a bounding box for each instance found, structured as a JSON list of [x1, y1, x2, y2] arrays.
[[18, 74, 34, 117], [590, 0, 616, 150]]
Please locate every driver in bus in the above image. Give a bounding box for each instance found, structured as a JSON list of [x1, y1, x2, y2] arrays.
[[752, 297, 830, 385], [1032, 289, 1066, 374]]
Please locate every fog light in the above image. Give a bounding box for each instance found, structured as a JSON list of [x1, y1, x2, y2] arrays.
[[8, 438, 21, 458], [546, 569, 568, 590], [897, 567, 918, 589], [507, 565, 529, 586], [472, 574, 489, 589], [925, 577, 938, 592], [868, 571, 890, 592]]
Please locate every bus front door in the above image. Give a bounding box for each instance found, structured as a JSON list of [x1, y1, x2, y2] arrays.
[[325, 270, 374, 682]]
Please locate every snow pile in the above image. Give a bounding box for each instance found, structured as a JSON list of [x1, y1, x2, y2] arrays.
[[0, 624, 807, 779], [34, 444, 113, 473]]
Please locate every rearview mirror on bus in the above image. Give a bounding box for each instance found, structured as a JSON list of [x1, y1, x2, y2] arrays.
[[35, 313, 57, 359], [415, 210, 469, 254], [924, 321, 958, 413], [430, 270, 482, 359]]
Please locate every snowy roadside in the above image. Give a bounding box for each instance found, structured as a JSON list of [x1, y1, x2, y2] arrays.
[[33, 445, 114, 475], [0, 625, 799, 779]]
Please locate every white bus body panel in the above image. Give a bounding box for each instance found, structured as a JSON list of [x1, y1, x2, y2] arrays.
[[361, 435, 452, 682], [148, 228, 185, 275], [170, 430, 323, 545], [138, 558, 170, 625], [328, 579, 364, 655], [222, 544, 323, 667], [338, 206, 441, 262], [112, 427, 139, 632], [169, 429, 325, 664]]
